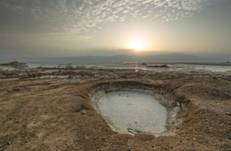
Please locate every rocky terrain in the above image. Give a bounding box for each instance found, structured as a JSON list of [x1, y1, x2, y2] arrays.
[[0, 66, 230, 151]]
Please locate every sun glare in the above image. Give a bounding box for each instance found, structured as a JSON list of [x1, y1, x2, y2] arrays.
[[127, 37, 147, 52]]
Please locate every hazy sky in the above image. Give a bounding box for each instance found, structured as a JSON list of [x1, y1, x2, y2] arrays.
[[0, 0, 231, 58]]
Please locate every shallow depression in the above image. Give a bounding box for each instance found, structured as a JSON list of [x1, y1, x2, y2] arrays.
[[91, 89, 170, 136]]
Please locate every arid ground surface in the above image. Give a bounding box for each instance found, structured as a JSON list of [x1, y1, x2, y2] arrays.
[[0, 67, 231, 151]]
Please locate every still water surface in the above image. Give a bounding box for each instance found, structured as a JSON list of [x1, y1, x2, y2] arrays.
[[92, 90, 168, 135]]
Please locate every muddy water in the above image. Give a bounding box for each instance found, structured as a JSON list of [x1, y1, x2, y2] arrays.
[[92, 90, 168, 135]]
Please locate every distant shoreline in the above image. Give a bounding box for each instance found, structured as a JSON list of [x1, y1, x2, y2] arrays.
[[1, 61, 231, 67]]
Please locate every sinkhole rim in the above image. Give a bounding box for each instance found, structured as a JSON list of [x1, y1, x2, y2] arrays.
[[89, 81, 183, 136]]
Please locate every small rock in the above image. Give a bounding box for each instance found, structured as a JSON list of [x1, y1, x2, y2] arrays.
[[84, 135, 90, 140], [81, 109, 87, 115], [225, 112, 231, 116]]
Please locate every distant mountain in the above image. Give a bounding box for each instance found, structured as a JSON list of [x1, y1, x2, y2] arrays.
[[1, 52, 230, 65], [0, 61, 29, 69], [145, 53, 202, 62], [25, 53, 207, 64]]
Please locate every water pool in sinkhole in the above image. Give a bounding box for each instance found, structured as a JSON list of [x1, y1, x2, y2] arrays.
[[91, 89, 177, 136]]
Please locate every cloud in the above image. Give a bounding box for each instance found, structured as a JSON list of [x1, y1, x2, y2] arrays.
[[0, 0, 208, 34]]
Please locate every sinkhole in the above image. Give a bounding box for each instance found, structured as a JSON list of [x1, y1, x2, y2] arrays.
[[91, 86, 180, 136]]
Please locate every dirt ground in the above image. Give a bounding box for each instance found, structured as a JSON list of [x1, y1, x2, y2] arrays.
[[0, 68, 230, 151]]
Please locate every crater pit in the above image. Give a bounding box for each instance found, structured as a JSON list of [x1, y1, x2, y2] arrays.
[[91, 84, 181, 136]]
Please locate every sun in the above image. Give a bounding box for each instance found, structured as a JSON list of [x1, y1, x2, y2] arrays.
[[127, 37, 147, 52]]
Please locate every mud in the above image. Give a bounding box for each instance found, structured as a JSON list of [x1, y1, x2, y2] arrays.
[[0, 67, 230, 151]]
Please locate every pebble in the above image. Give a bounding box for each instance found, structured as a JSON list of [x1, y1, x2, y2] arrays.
[[225, 112, 231, 116]]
